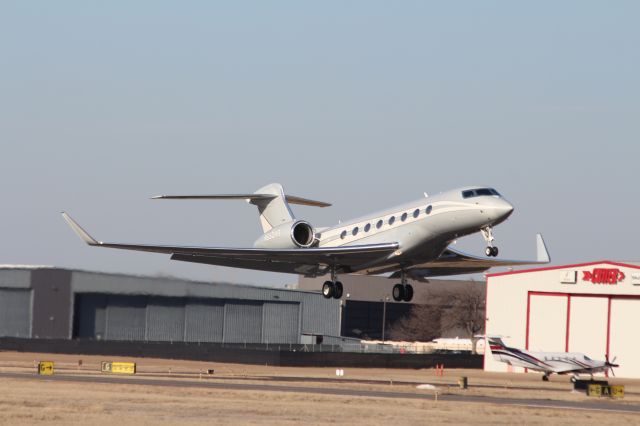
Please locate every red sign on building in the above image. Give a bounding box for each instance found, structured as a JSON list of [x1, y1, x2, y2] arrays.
[[582, 268, 625, 285]]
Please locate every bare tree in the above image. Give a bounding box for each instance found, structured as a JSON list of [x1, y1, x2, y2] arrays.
[[387, 298, 443, 341], [439, 284, 486, 354], [385, 283, 486, 353]]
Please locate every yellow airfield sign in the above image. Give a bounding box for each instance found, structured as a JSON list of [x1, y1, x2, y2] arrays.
[[101, 361, 136, 375], [38, 361, 54, 375]]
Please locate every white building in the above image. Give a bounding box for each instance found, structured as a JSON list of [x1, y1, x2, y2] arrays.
[[484, 261, 640, 378]]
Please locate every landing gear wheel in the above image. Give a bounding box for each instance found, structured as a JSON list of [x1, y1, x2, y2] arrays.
[[403, 284, 414, 302], [485, 246, 499, 257], [322, 281, 334, 299], [333, 281, 343, 299], [392, 284, 405, 302], [542, 375, 549, 382]]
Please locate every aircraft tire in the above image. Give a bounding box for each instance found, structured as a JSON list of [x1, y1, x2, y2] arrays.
[[333, 281, 343, 299], [392, 284, 404, 302], [322, 281, 334, 299], [403, 284, 414, 302], [492, 247, 499, 257], [485, 247, 493, 257], [542, 375, 549, 382]]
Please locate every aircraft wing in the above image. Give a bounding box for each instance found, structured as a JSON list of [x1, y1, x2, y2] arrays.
[[61, 213, 398, 276], [403, 234, 550, 278]]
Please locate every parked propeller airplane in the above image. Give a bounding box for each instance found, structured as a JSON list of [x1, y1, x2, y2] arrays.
[[62, 183, 549, 302], [488, 337, 619, 381]]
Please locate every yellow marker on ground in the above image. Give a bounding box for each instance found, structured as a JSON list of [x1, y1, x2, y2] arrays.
[[610, 385, 625, 399], [101, 361, 136, 375], [587, 384, 602, 397], [38, 361, 54, 375]]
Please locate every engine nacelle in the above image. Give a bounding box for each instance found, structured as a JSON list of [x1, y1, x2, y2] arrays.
[[253, 220, 316, 249]]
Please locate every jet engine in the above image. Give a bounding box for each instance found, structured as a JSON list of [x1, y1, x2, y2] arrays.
[[253, 220, 317, 249]]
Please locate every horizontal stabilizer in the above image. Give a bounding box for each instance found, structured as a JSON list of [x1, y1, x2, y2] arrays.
[[151, 193, 331, 207], [151, 194, 276, 201], [284, 195, 331, 207]]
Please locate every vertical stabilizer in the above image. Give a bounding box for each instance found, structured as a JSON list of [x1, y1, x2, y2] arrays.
[[487, 336, 509, 361], [250, 183, 294, 232]]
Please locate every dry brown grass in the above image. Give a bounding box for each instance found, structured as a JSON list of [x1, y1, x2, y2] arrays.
[[0, 351, 638, 425]]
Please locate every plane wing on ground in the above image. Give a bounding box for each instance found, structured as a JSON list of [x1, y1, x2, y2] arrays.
[[61, 212, 398, 276], [396, 234, 550, 279]]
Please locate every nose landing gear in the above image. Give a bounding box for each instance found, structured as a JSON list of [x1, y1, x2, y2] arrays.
[[482, 226, 499, 257]]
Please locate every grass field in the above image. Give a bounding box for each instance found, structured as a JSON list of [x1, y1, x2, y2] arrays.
[[0, 351, 638, 425]]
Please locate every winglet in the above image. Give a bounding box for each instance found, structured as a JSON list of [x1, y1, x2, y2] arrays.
[[536, 233, 550, 263], [61, 212, 100, 245]]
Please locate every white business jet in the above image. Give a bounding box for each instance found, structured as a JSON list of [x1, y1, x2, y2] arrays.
[[62, 184, 549, 302]]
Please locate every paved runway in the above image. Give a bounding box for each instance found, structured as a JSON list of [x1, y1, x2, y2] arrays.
[[2, 372, 639, 414]]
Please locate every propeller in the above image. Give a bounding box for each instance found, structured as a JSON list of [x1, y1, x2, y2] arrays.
[[605, 354, 619, 377]]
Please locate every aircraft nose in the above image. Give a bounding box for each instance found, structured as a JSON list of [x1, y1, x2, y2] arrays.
[[482, 198, 514, 224], [499, 201, 514, 218]]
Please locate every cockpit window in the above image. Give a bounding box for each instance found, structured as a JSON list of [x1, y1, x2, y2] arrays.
[[462, 188, 501, 198]]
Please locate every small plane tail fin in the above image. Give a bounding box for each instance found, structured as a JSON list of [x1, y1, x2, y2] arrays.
[[152, 183, 331, 233], [486, 336, 508, 353]]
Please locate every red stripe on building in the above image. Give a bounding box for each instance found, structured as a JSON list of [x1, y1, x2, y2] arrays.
[[565, 295, 571, 352], [606, 297, 612, 378]]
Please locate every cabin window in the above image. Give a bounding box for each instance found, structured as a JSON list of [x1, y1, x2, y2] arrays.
[[401, 212, 408, 222], [376, 220, 383, 229], [364, 223, 371, 232], [340, 230, 347, 239], [388, 216, 395, 225], [413, 209, 419, 218], [426, 205, 432, 214], [352, 227, 359, 236]]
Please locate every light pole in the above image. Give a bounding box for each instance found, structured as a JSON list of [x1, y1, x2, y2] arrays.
[[381, 296, 390, 342]]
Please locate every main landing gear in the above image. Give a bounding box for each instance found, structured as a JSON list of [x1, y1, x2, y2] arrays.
[[392, 271, 414, 302], [322, 268, 343, 299], [482, 226, 499, 257]]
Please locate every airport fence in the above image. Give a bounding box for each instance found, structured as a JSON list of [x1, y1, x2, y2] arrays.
[[0, 337, 483, 369]]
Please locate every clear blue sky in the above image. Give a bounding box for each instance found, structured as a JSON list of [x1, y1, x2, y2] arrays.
[[1, 1, 638, 285]]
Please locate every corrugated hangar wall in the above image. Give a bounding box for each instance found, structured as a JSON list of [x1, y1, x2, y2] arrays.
[[74, 295, 303, 344], [0, 267, 339, 344], [0, 269, 33, 338], [0, 288, 31, 337]]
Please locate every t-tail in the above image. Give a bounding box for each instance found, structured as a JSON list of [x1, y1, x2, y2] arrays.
[[151, 183, 331, 233]]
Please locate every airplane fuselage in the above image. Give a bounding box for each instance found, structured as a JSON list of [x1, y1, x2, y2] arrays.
[[313, 187, 514, 274], [494, 349, 609, 375]]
